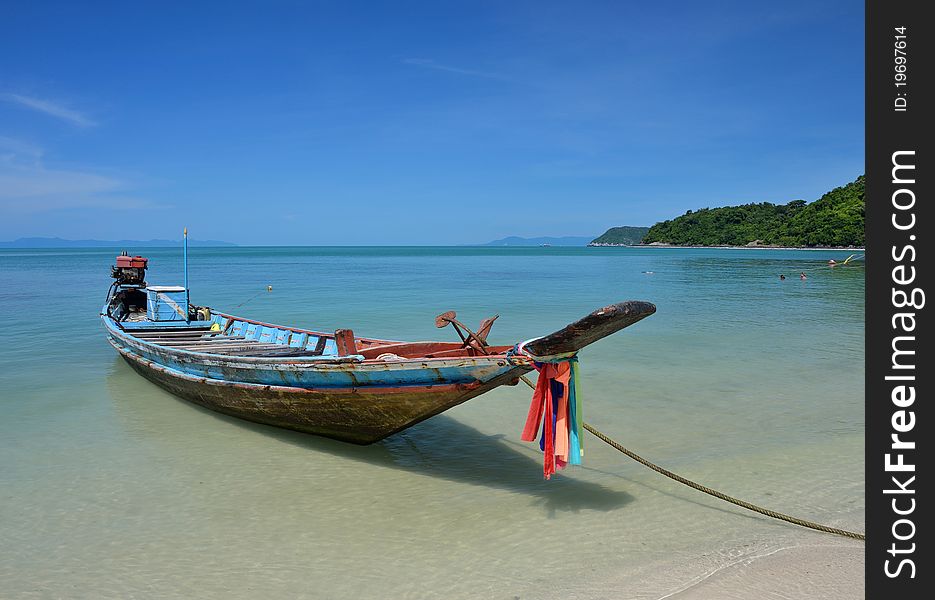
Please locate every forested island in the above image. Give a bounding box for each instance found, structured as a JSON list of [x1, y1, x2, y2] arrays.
[[590, 175, 864, 248], [588, 226, 650, 246]]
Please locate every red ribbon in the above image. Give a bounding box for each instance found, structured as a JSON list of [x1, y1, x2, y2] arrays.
[[521, 363, 571, 479]]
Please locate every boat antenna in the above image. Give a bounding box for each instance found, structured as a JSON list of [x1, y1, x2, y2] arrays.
[[183, 227, 190, 322]]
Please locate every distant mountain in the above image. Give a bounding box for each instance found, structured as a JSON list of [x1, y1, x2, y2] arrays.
[[478, 235, 595, 247], [588, 226, 651, 246], [0, 237, 237, 248]]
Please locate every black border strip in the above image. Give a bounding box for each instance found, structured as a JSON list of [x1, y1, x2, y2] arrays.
[[867, 0, 931, 595]]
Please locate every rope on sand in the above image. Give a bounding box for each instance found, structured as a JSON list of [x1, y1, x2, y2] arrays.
[[518, 375, 865, 541]]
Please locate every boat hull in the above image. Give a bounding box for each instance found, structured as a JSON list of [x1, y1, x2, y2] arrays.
[[102, 298, 655, 444], [114, 342, 527, 444]]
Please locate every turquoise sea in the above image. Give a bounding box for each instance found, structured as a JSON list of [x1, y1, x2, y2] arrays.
[[0, 246, 864, 598]]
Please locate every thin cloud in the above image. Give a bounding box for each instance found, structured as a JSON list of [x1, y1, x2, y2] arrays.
[[0, 164, 170, 212], [0, 136, 43, 165], [402, 58, 508, 80], [0, 92, 97, 127], [0, 166, 121, 199], [0, 141, 166, 213]]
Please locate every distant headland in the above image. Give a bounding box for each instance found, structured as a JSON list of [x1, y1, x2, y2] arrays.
[[0, 237, 237, 248], [589, 175, 864, 248], [588, 226, 651, 246]]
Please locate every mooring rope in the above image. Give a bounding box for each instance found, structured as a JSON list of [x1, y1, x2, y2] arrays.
[[583, 422, 865, 540], [517, 376, 865, 541]]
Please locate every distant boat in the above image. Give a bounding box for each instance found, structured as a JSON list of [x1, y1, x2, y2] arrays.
[[540, 243, 552, 247], [102, 251, 654, 444]]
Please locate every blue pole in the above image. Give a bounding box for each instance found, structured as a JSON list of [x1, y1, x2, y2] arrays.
[[183, 227, 190, 322]]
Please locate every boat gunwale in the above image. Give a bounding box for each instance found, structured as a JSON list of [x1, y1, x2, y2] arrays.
[[102, 314, 528, 369], [212, 310, 400, 347]]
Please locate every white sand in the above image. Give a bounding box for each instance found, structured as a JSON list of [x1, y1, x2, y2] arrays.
[[660, 544, 864, 600]]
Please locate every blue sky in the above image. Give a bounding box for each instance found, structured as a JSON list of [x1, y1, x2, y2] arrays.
[[0, 1, 863, 245]]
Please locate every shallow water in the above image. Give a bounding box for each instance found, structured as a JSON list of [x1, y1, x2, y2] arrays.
[[0, 246, 864, 598]]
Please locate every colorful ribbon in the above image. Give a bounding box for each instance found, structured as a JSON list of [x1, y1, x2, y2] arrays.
[[519, 356, 584, 479]]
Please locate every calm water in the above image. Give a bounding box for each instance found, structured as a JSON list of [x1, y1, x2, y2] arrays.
[[0, 247, 864, 598]]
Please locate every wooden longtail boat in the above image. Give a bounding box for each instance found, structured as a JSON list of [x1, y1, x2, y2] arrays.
[[102, 252, 655, 444]]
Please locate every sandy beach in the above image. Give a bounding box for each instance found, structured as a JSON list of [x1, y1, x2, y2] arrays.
[[662, 544, 863, 599], [530, 538, 864, 600]]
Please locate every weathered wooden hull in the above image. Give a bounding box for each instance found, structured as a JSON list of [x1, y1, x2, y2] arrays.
[[103, 300, 655, 443], [111, 338, 529, 444]]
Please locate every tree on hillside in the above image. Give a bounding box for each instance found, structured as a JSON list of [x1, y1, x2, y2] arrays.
[[639, 176, 864, 247]]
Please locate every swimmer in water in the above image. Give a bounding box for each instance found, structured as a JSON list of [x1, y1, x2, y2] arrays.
[[800, 272, 807, 280], [780, 274, 786, 280]]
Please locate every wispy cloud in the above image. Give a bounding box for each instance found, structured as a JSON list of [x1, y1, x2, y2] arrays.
[[0, 138, 166, 213], [0, 166, 121, 199], [0, 92, 97, 127], [402, 58, 508, 80], [0, 135, 43, 165]]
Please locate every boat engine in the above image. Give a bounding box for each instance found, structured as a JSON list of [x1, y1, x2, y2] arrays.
[[111, 251, 148, 286]]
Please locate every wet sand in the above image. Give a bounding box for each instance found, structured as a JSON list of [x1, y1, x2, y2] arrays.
[[659, 544, 863, 600]]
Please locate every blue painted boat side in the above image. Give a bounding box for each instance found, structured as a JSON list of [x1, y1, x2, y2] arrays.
[[223, 317, 336, 355], [103, 316, 523, 389]]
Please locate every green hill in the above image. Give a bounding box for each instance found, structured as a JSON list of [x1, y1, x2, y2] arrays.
[[640, 176, 864, 247], [589, 226, 651, 246]]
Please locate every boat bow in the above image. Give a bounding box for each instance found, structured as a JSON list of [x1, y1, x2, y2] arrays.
[[522, 300, 656, 358]]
